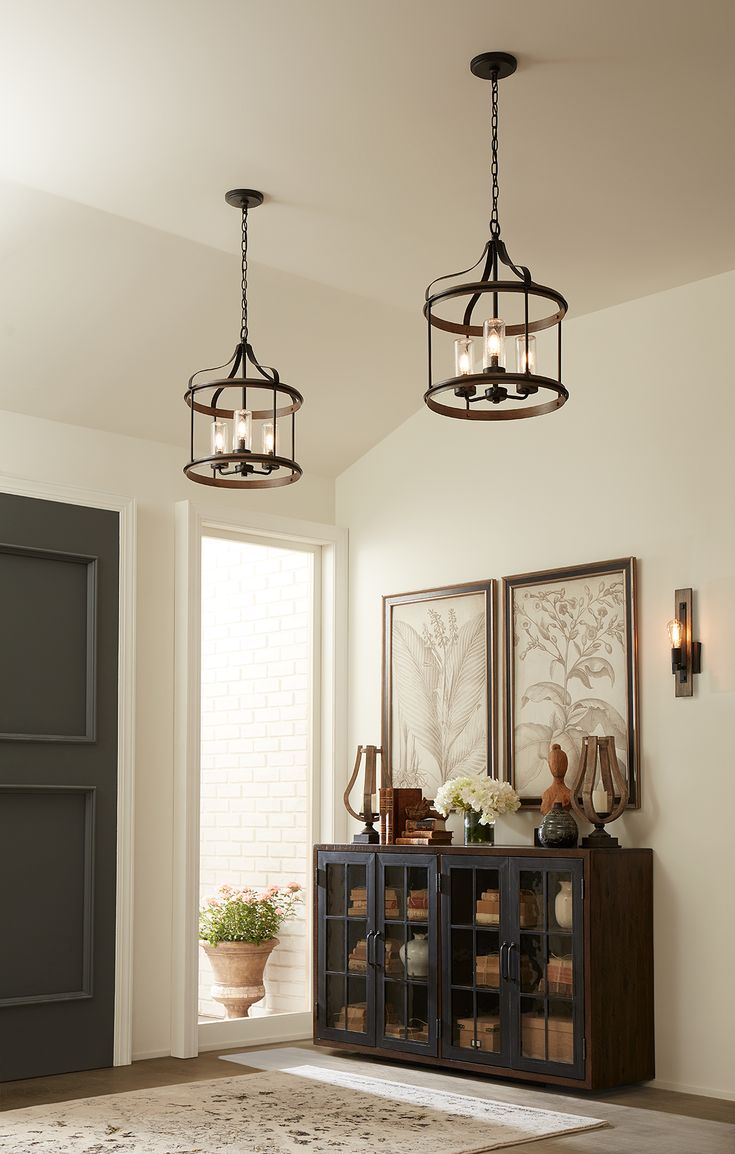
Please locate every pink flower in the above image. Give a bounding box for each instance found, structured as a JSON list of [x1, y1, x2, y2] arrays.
[[206, 897, 221, 908], [287, 882, 302, 893], [275, 907, 285, 916], [218, 883, 234, 896], [263, 885, 279, 899]]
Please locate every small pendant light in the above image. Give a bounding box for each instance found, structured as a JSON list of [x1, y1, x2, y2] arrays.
[[184, 190, 303, 488], [424, 53, 569, 421]]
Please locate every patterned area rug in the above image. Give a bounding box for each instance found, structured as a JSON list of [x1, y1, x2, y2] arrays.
[[0, 1065, 606, 1153]]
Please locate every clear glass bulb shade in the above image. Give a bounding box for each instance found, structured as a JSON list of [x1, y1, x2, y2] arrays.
[[516, 333, 536, 374], [482, 317, 506, 370], [211, 420, 228, 456], [454, 337, 475, 376], [232, 408, 252, 453], [261, 421, 275, 455], [667, 618, 683, 648]]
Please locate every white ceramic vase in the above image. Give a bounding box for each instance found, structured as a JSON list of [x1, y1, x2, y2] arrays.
[[555, 880, 573, 930], [400, 932, 429, 978]]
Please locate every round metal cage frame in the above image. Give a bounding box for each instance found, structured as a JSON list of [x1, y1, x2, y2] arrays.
[[184, 190, 303, 488], [424, 53, 569, 422]]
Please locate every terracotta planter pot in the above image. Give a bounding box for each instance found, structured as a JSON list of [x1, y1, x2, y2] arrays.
[[201, 938, 279, 1019]]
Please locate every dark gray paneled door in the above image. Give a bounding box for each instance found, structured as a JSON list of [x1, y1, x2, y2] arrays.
[[0, 492, 119, 1081]]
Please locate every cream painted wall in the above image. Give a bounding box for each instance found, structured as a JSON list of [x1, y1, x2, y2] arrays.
[[336, 269, 735, 1099], [0, 408, 334, 1060]]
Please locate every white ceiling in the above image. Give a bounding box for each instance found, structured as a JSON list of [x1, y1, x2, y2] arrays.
[[1, 0, 734, 476]]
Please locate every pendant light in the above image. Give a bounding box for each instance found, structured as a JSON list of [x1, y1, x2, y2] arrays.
[[424, 53, 569, 421], [184, 190, 303, 488]]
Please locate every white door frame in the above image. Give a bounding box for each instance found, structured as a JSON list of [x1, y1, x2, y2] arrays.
[[0, 473, 136, 1066], [172, 500, 347, 1058]]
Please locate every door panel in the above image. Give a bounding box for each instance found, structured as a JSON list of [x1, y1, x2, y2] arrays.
[[376, 854, 438, 1056], [316, 852, 376, 1045], [509, 858, 585, 1080], [440, 855, 512, 1066], [0, 493, 119, 1081]]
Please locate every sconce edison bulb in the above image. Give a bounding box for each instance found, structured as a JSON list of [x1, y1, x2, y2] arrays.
[[667, 618, 683, 648], [483, 317, 506, 370], [454, 337, 475, 376], [232, 409, 252, 453]]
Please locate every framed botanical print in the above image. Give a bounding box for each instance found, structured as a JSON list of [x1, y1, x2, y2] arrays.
[[503, 558, 639, 808], [382, 580, 496, 795]]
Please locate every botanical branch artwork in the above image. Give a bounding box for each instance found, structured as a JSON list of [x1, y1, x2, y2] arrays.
[[387, 590, 489, 795], [510, 574, 630, 800]]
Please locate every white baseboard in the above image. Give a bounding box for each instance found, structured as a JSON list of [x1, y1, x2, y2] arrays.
[[131, 1048, 172, 1062], [648, 1078, 735, 1102], [198, 1012, 312, 1053]]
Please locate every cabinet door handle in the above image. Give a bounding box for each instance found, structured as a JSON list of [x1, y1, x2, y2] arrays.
[[366, 930, 375, 966], [507, 940, 517, 982], [373, 930, 383, 968], [500, 941, 510, 981]]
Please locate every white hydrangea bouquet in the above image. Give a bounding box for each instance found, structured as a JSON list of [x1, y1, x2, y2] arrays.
[[434, 775, 520, 825]]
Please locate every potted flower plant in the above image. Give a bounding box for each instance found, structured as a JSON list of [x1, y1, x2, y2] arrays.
[[434, 776, 520, 844], [199, 882, 303, 1018]]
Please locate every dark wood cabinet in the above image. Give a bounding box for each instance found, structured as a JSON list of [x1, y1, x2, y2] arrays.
[[314, 844, 654, 1090]]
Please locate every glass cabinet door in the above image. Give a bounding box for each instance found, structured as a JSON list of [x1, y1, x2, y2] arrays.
[[440, 856, 511, 1066], [376, 854, 438, 1055], [316, 853, 375, 1045], [510, 858, 584, 1078]]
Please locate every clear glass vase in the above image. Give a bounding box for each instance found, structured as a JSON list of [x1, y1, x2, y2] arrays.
[[464, 810, 494, 845]]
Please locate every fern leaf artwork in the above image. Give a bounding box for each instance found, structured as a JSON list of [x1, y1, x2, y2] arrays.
[[385, 585, 492, 796]]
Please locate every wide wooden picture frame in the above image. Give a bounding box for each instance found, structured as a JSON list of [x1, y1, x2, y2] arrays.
[[382, 580, 496, 797], [503, 557, 639, 809]]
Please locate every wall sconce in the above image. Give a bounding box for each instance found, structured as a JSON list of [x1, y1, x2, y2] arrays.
[[667, 588, 702, 697]]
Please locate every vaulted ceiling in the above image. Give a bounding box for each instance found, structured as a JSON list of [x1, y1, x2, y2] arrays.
[[1, 0, 734, 476]]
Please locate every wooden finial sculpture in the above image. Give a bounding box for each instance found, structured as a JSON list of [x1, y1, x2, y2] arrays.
[[540, 743, 572, 815]]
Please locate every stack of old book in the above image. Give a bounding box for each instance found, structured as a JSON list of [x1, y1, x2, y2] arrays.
[[384, 886, 401, 919], [407, 887, 429, 921], [347, 939, 368, 973], [348, 886, 368, 916], [395, 817, 453, 846], [332, 1002, 367, 1032], [544, 954, 573, 996], [475, 889, 500, 924], [475, 952, 500, 987]]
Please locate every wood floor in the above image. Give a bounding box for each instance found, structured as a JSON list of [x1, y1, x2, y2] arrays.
[[1, 1041, 733, 1153]]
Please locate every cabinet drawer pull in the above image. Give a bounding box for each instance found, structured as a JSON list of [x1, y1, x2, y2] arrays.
[[500, 941, 510, 980], [366, 930, 375, 966]]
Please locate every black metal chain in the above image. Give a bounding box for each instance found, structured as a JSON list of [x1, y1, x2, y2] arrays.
[[240, 206, 249, 345], [490, 69, 500, 237]]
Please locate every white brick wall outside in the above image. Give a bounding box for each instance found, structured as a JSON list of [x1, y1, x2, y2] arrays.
[[199, 535, 312, 1020]]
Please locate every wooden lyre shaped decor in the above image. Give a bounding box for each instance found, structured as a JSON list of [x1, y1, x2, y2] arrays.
[[343, 745, 382, 844], [570, 735, 629, 847]]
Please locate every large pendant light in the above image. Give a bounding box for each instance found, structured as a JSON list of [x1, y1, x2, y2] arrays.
[[424, 53, 569, 421], [184, 190, 303, 488]]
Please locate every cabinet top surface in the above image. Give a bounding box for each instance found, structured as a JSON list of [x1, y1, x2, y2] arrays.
[[315, 843, 651, 856]]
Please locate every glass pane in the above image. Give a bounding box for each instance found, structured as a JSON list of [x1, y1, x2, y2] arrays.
[[519, 932, 544, 994], [475, 929, 501, 988], [475, 868, 501, 925], [384, 923, 406, 976], [548, 998, 574, 1064], [327, 973, 346, 1029], [521, 994, 546, 1060], [383, 980, 405, 1041], [476, 991, 501, 1053], [452, 987, 474, 1049], [326, 919, 346, 973], [346, 863, 367, 916], [519, 871, 543, 928], [546, 937, 574, 997], [347, 920, 368, 973], [450, 868, 474, 925], [451, 927, 474, 988], [407, 982, 429, 1043], [326, 863, 345, 916], [384, 865, 404, 920], [548, 870, 574, 931], [407, 866, 429, 924]]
